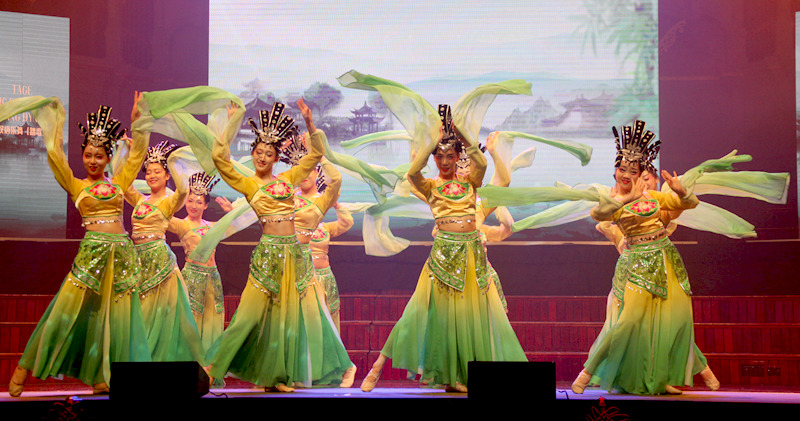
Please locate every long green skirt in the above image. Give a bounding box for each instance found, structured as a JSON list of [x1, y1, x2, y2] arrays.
[[207, 235, 353, 387], [136, 239, 206, 365], [381, 230, 527, 387], [182, 262, 225, 353], [583, 239, 708, 394], [18, 231, 150, 387]]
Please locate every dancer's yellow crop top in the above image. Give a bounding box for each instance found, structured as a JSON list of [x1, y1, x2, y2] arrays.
[[46, 124, 148, 219], [212, 129, 325, 218], [168, 218, 212, 257], [127, 191, 185, 236], [407, 139, 487, 219], [293, 158, 342, 231], [309, 208, 354, 256], [413, 174, 480, 218], [591, 190, 698, 238]]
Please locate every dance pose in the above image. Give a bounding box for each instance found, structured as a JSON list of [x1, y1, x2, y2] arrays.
[[360, 104, 527, 393], [284, 136, 354, 332], [206, 100, 353, 391], [125, 141, 207, 364], [284, 134, 357, 384], [3, 95, 150, 396], [167, 172, 233, 352], [571, 120, 714, 395]]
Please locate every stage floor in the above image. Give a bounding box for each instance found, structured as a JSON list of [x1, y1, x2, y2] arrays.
[[2, 382, 798, 420]]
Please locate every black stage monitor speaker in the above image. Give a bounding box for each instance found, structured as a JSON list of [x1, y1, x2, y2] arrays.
[[111, 361, 209, 400], [468, 361, 555, 402]]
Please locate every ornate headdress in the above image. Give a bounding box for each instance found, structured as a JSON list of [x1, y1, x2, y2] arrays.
[[280, 132, 328, 192], [78, 105, 126, 156], [436, 104, 462, 154], [613, 120, 660, 173], [188, 172, 219, 197], [456, 142, 487, 173], [142, 140, 179, 172], [248, 102, 297, 151]]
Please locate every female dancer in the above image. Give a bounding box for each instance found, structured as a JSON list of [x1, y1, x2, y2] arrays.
[[360, 104, 527, 393], [206, 100, 353, 391], [309, 201, 353, 331], [167, 172, 233, 352], [4, 95, 150, 395], [125, 141, 206, 364], [283, 136, 353, 332], [571, 120, 713, 395], [284, 134, 357, 384]]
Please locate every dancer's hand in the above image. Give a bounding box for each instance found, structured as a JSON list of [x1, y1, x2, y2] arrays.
[[131, 91, 143, 123], [227, 102, 239, 120], [619, 177, 645, 204], [486, 131, 498, 153], [662, 170, 686, 197], [297, 99, 315, 133], [216, 196, 233, 212]]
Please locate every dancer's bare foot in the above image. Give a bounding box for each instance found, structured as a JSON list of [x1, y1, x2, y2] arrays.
[[341, 366, 357, 388], [8, 366, 28, 397], [571, 369, 591, 394]]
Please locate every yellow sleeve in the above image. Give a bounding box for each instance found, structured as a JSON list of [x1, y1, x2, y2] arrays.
[[159, 155, 189, 218], [323, 208, 354, 238], [591, 195, 625, 222], [42, 107, 83, 200], [124, 183, 144, 206], [650, 189, 699, 212], [465, 143, 487, 189], [488, 147, 510, 187], [113, 126, 148, 190], [283, 129, 325, 186], [212, 123, 259, 200], [167, 217, 190, 236]]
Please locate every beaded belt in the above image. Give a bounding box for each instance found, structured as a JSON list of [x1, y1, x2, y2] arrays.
[[435, 215, 475, 228], [132, 232, 166, 242], [81, 217, 123, 228], [296, 229, 314, 237], [259, 214, 295, 224], [627, 228, 667, 246]]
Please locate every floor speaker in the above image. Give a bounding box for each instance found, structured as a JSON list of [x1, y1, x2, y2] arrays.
[[110, 361, 209, 400], [468, 361, 555, 402]]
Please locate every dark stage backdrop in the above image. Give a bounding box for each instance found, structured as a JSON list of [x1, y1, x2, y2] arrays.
[[0, 0, 797, 296]]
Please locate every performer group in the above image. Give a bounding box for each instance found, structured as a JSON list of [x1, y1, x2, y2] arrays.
[[0, 70, 789, 396]]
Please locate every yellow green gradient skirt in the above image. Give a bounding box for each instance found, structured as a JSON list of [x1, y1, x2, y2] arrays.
[[583, 238, 708, 394], [381, 230, 527, 387], [182, 262, 225, 353], [18, 231, 151, 387], [207, 234, 353, 387], [136, 239, 206, 365]]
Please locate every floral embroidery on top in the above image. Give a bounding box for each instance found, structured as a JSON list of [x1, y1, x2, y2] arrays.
[[192, 226, 209, 237], [626, 199, 658, 217], [437, 180, 469, 200], [294, 195, 313, 211], [311, 225, 329, 242], [86, 180, 120, 200], [261, 179, 293, 200], [133, 202, 157, 219]]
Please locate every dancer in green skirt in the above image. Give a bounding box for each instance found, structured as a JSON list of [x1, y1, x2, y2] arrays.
[[4, 95, 151, 396]]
